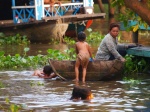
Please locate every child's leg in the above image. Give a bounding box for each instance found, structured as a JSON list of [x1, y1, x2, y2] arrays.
[[82, 61, 89, 83], [74, 59, 80, 82], [82, 67, 87, 83]]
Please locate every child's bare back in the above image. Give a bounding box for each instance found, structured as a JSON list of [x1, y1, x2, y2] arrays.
[[74, 32, 93, 83], [76, 41, 91, 56]]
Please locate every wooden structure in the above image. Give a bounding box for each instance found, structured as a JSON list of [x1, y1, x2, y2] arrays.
[[127, 46, 150, 58], [120, 20, 150, 43], [10, 0, 106, 24], [0, 0, 106, 43], [50, 59, 124, 81]]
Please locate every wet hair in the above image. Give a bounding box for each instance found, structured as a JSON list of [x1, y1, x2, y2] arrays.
[[109, 23, 120, 31], [43, 65, 53, 76], [70, 86, 92, 100], [77, 31, 86, 41]]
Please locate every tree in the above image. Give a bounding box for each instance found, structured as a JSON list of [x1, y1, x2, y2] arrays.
[[112, 0, 150, 31], [123, 0, 150, 26]]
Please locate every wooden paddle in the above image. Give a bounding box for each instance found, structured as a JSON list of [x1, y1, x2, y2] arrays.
[[48, 59, 67, 81]]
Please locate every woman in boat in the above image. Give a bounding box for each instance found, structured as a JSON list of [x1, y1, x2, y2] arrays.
[[33, 65, 56, 79], [74, 31, 93, 83], [70, 86, 94, 100], [95, 23, 126, 62]]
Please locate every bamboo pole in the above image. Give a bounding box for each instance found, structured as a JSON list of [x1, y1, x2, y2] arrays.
[[48, 59, 67, 81]]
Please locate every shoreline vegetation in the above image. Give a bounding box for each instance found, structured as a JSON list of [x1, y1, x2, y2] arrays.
[[0, 31, 150, 81]]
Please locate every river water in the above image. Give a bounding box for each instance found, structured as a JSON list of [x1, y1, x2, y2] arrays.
[[0, 19, 150, 111], [0, 71, 150, 112]]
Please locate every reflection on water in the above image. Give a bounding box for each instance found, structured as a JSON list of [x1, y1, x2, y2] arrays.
[[0, 43, 69, 56], [0, 71, 150, 111], [1, 20, 150, 56]]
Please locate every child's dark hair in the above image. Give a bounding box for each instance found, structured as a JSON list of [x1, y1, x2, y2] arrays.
[[43, 65, 53, 76], [77, 31, 86, 41], [70, 86, 92, 100], [109, 23, 120, 31]]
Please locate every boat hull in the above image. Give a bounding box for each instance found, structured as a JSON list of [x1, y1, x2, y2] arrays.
[[0, 20, 91, 43], [50, 59, 124, 81], [0, 21, 68, 43]]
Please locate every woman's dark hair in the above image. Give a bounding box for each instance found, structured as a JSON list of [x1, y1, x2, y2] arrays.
[[77, 31, 86, 41], [43, 65, 53, 76], [109, 23, 120, 31]]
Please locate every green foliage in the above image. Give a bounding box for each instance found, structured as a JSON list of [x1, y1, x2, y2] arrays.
[[111, 0, 150, 32], [0, 50, 46, 70], [86, 28, 104, 44], [123, 54, 149, 76], [10, 104, 21, 112], [0, 47, 76, 70], [0, 81, 5, 88], [123, 77, 141, 85], [0, 98, 22, 112], [47, 48, 76, 60], [30, 81, 44, 86], [63, 36, 76, 45], [0, 32, 30, 45]]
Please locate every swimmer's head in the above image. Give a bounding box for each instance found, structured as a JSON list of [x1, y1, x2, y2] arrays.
[[70, 86, 93, 100]]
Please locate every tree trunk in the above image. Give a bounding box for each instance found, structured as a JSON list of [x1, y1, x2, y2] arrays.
[[108, 0, 115, 18], [97, 0, 105, 13], [123, 0, 150, 26]]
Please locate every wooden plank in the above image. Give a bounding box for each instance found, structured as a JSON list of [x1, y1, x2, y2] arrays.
[[44, 2, 83, 7], [127, 46, 150, 58], [12, 6, 35, 9], [42, 13, 106, 22]]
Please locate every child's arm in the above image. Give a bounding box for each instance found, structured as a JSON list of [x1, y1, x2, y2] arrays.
[[39, 73, 57, 79], [87, 44, 94, 61], [75, 43, 79, 54], [87, 44, 92, 59], [32, 70, 43, 76]]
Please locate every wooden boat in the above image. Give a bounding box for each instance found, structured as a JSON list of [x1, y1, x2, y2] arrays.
[[50, 59, 124, 81], [0, 0, 105, 43]]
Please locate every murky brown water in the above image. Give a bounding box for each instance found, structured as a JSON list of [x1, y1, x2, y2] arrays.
[[0, 71, 150, 111], [0, 19, 150, 111]]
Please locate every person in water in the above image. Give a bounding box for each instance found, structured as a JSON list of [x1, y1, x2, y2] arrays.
[[44, 0, 61, 16], [74, 31, 93, 83], [44, 0, 61, 5], [95, 23, 126, 62], [70, 86, 94, 100], [33, 65, 56, 79]]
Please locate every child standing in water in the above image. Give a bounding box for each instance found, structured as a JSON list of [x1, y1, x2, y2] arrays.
[[74, 31, 93, 83]]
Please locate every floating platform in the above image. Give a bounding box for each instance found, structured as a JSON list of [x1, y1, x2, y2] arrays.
[[127, 46, 150, 58]]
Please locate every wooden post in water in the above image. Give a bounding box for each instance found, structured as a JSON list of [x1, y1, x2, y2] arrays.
[[132, 30, 138, 43]]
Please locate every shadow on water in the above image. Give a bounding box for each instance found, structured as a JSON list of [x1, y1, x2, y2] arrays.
[[0, 71, 150, 111]]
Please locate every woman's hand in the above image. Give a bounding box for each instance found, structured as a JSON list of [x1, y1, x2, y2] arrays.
[[120, 57, 126, 62]]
